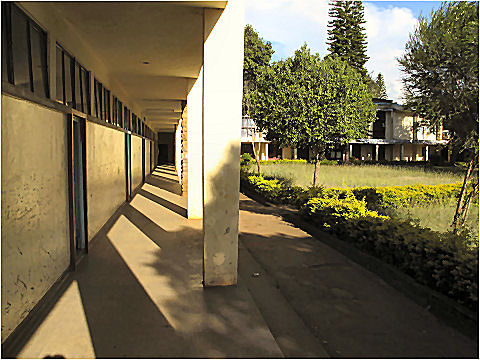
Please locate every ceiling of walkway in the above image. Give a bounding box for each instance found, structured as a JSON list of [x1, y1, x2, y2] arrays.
[[54, 1, 226, 132]]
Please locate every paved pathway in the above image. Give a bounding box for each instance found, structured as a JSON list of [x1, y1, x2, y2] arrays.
[[14, 168, 283, 358], [239, 193, 478, 358]]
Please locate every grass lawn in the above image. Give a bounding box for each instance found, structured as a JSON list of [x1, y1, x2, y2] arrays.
[[256, 162, 464, 188], [391, 201, 479, 236]]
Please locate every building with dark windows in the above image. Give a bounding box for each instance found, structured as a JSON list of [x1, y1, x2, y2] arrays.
[[348, 98, 448, 162]]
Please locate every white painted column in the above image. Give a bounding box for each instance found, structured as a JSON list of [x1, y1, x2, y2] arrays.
[[175, 119, 182, 180], [293, 148, 298, 159], [265, 143, 269, 160], [186, 74, 203, 219], [203, 1, 244, 286], [375, 145, 379, 161], [425, 145, 429, 162]]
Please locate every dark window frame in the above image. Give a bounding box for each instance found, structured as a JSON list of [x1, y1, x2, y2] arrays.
[[2, 3, 49, 98]]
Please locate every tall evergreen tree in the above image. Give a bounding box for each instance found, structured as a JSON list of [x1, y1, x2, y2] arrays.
[[327, 0, 369, 78], [376, 73, 388, 99]]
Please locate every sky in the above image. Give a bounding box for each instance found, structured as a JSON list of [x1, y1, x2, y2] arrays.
[[245, 0, 444, 103]]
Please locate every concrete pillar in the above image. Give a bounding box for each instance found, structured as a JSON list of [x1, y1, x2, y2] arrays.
[[186, 74, 203, 219], [175, 119, 182, 179], [375, 145, 379, 161], [203, 1, 244, 286], [425, 145, 429, 162]]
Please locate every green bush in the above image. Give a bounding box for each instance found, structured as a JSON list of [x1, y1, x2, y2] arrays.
[[240, 153, 253, 167], [300, 183, 465, 211], [259, 159, 309, 165], [259, 158, 340, 165], [246, 174, 283, 202], [331, 217, 478, 310], [302, 190, 388, 227]]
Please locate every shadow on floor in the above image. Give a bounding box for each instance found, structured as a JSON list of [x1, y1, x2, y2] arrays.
[[13, 164, 282, 359]]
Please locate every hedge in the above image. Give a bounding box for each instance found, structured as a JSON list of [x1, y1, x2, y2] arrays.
[[258, 159, 339, 165], [240, 170, 479, 310], [297, 183, 467, 210], [324, 216, 478, 310], [241, 171, 466, 209]]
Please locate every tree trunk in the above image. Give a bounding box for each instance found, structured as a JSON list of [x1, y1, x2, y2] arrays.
[[313, 145, 324, 187], [459, 183, 477, 227], [345, 143, 350, 163], [251, 140, 262, 174], [452, 156, 477, 232], [313, 150, 320, 187]]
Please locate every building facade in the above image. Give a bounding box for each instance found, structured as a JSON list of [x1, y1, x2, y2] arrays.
[[240, 116, 269, 161], [348, 98, 448, 162]]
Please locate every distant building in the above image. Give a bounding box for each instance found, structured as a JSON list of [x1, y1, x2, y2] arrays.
[[348, 98, 448, 162], [259, 98, 449, 162], [241, 116, 270, 160]]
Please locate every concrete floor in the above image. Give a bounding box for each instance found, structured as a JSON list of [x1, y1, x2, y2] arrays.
[[238, 194, 478, 358], [16, 166, 284, 359]]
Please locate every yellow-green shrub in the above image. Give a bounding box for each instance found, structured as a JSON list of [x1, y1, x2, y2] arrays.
[[302, 191, 388, 227]]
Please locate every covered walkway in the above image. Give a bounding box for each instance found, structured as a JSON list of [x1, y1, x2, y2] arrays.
[[12, 167, 283, 358]]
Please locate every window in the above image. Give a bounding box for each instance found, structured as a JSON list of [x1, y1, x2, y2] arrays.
[[64, 54, 73, 107], [118, 100, 123, 128], [56, 43, 90, 114], [112, 96, 117, 126], [2, 3, 49, 97], [94, 78, 109, 121], [124, 107, 130, 131], [132, 114, 137, 133]]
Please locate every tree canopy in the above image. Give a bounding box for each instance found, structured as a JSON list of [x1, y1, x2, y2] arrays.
[[251, 45, 376, 185], [397, 1, 478, 150], [398, 1, 479, 232], [327, 0, 369, 79], [243, 24, 274, 116]]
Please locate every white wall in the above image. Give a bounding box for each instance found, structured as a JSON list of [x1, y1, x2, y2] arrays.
[[1, 95, 70, 341], [86, 122, 126, 241]]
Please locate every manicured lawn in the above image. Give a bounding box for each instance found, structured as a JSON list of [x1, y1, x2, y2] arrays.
[[392, 201, 479, 236], [256, 162, 464, 188]]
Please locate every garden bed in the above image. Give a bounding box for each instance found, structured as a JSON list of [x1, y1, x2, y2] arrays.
[[240, 167, 479, 312]]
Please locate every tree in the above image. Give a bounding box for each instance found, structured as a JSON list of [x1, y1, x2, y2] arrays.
[[397, 1, 479, 232], [243, 24, 274, 173], [327, 0, 369, 79], [376, 73, 388, 99], [251, 45, 376, 186], [367, 72, 388, 99]]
